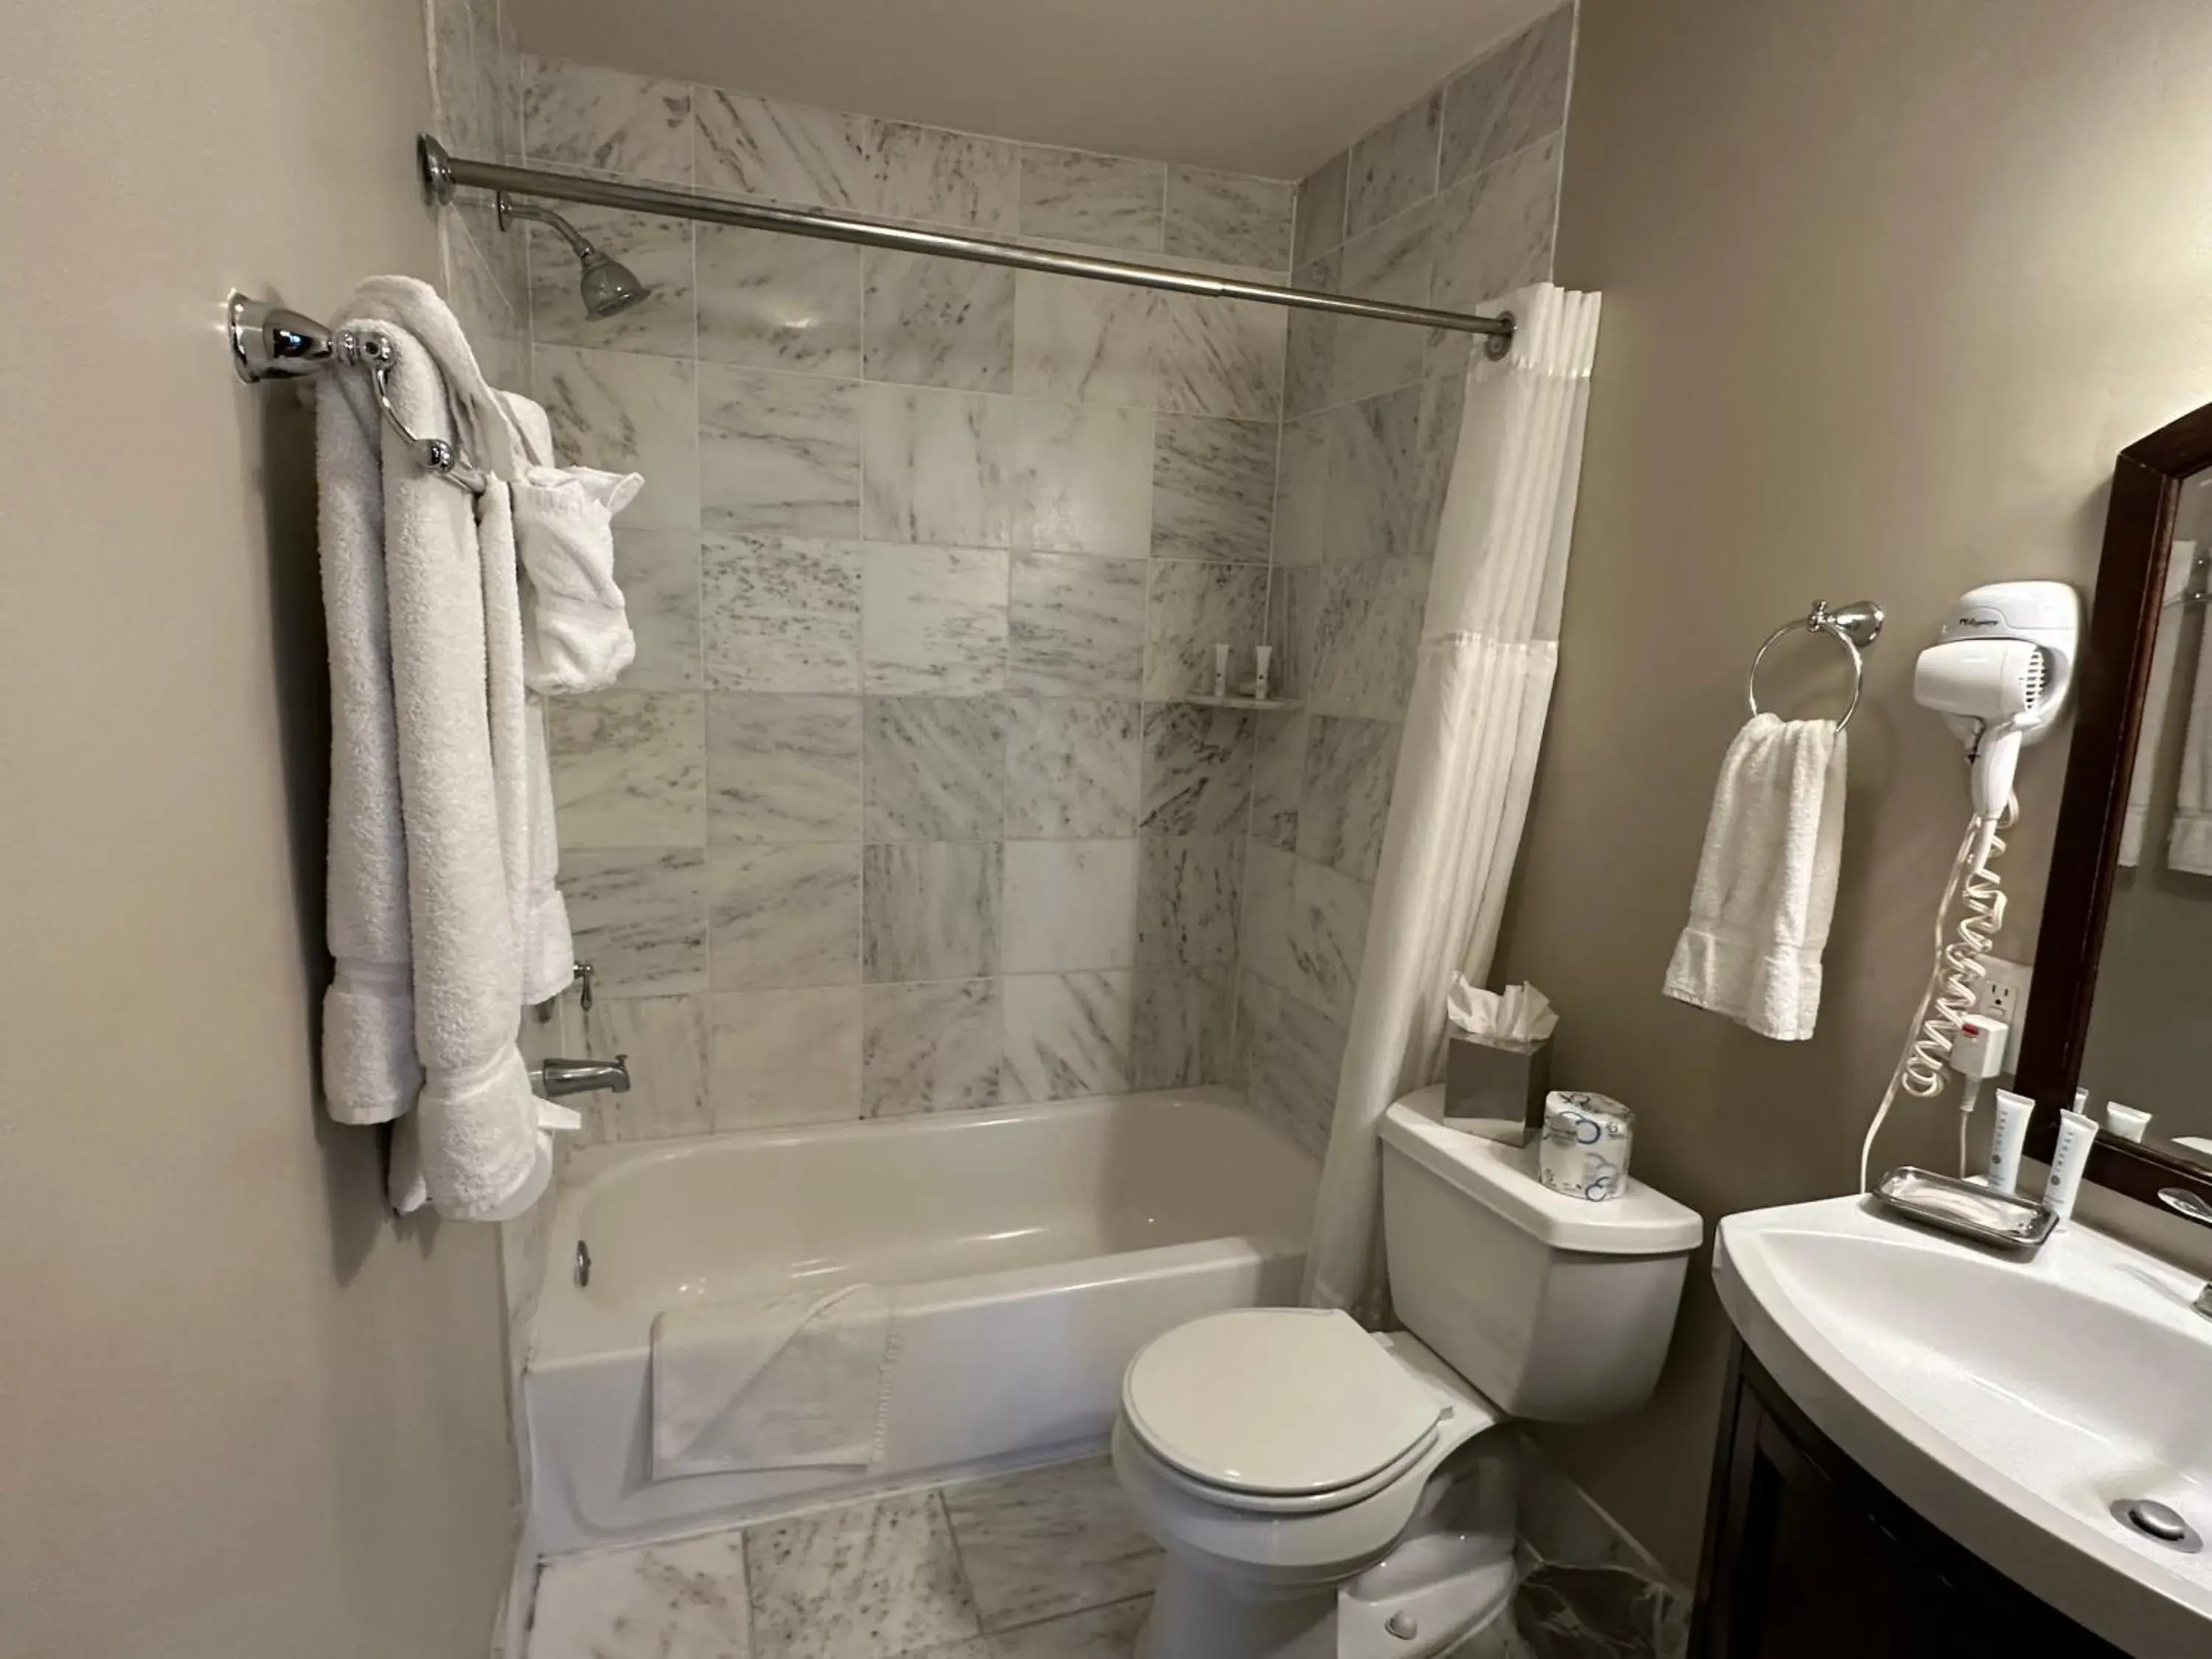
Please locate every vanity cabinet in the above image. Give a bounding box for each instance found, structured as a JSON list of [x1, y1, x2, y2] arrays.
[[1690, 1340, 2126, 1659]]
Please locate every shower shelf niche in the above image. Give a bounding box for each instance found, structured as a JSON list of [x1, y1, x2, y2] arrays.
[[1178, 695, 1301, 712]]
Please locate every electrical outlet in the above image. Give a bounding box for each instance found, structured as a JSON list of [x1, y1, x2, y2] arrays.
[[1974, 956, 2033, 1071]]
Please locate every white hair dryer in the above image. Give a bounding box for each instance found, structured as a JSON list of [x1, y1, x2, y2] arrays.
[[1912, 581, 2081, 818]]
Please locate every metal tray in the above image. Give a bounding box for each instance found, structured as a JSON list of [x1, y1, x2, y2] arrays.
[[1872, 1166, 2056, 1252]]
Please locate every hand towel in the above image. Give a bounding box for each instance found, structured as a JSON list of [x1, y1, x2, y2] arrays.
[[512, 465, 642, 695], [2121, 543, 2198, 866], [651, 1284, 899, 1481], [1664, 714, 1847, 1042]]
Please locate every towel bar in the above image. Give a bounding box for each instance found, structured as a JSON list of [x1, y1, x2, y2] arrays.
[[227, 293, 487, 496], [1745, 599, 1884, 731]]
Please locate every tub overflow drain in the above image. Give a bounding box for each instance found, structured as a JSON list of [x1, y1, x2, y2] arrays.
[[2112, 1498, 2202, 1551]]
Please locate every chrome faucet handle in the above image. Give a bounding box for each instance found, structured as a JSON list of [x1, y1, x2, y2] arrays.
[[532, 1055, 630, 1098]]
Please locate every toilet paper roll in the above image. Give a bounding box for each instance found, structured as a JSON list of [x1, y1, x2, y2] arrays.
[[1540, 1092, 1634, 1202]]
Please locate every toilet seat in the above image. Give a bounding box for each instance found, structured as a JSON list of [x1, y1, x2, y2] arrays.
[[1121, 1308, 1444, 1507]]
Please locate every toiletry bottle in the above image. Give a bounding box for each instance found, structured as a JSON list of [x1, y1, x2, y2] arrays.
[[1254, 644, 1273, 703], [2042, 1104, 2100, 1224], [1212, 644, 1231, 699], [1986, 1088, 2031, 1194]]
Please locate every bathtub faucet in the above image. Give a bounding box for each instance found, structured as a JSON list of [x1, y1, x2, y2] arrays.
[[532, 1056, 631, 1098]]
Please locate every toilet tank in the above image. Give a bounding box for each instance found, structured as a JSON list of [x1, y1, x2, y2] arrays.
[[1377, 1089, 1703, 1422]]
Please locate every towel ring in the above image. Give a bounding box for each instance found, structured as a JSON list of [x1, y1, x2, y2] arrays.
[[1745, 599, 1884, 732]]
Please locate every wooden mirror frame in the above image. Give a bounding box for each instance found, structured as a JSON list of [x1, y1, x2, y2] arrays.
[[2017, 397, 2212, 1209]]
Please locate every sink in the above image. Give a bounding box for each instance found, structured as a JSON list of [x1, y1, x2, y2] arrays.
[[1717, 1195, 2212, 1655]]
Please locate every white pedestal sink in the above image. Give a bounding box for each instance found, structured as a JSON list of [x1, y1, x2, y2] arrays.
[[1717, 1195, 2212, 1655]]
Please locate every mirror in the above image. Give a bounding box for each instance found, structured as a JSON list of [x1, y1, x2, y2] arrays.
[[2080, 474, 2212, 1170], [2019, 400, 2212, 1211]]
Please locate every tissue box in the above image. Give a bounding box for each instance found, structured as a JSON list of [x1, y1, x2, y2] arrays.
[[1443, 1033, 1551, 1145]]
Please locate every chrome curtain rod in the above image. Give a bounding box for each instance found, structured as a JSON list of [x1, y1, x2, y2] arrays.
[[417, 137, 1517, 354]]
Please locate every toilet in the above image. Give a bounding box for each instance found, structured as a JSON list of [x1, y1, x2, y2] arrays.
[[1111, 1089, 1703, 1659]]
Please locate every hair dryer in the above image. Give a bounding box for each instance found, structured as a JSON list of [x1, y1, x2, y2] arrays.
[[1912, 582, 2081, 818]]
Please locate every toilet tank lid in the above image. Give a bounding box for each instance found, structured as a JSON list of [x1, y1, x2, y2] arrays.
[[1380, 1091, 1704, 1255]]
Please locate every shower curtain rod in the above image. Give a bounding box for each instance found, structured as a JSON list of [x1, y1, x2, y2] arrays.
[[418, 137, 1517, 352]]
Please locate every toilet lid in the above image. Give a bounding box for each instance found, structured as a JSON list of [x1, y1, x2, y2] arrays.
[[1121, 1308, 1443, 1496]]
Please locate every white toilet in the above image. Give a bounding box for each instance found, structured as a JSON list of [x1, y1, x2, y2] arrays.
[[1111, 1090, 1703, 1659]]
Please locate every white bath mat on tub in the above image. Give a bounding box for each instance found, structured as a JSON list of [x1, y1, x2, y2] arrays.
[[650, 1282, 899, 1481]]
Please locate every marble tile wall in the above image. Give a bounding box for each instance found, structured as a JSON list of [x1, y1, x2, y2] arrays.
[[516, 55, 1297, 1139], [1239, 4, 1574, 1155]]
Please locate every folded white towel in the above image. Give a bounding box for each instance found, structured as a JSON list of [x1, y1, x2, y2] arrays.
[[651, 1284, 899, 1481], [513, 465, 642, 695], [2121, 543, 2198, 867], [1664, 714, 1847, 1042]]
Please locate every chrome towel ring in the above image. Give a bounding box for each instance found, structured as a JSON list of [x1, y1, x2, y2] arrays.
[[1746, 599, 1885, 731]]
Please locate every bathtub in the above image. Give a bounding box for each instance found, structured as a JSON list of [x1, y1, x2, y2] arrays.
[[524, 1085, 1318, 1554]]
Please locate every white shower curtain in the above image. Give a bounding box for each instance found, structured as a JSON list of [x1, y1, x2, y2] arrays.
[[1304, 283, 1601, 1320]]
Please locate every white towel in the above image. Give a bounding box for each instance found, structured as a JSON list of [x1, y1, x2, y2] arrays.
[[2121, 543, 2198, 867], [512, 465, 642, 695], [1664, 714, 1847, 1042], [651, 1284, 899, 1481]]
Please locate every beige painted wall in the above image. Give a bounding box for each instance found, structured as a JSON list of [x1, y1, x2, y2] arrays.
[[0, 3, 516, 1655], [1503, 0, 2212, 1579]]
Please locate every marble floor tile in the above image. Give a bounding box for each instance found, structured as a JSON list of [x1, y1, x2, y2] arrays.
[[988, 1598, 1152, 1659], [1134, 835, 1242, 970], [1011, 402, 1154, 559], [1000, 839, 1139, 973], [1150, 415, 1275, 564], [860, 545, 1009, 696], [1293, 149, 1349, 268], [876, 122, 1020, 233], [863, 695, 1008, 842], [1138, 703, 1254, 836], [745, 1489, 981, 1659], [1285, 855, 1371, 1021], [1001, 971, 1133, 1104], [563, 846, 709, 997], [1346, 91, 1440, 237], [707, 843, 862, 990], [707, 692, 863, 844], [1439, 4, 1573, 192], [941, 1458, 1161, 1631], [1012, 273, 1160, 409], [863, 842, 1001, 982], [1003, 698, 1140, 839], [1130, 967, 1235, 1090], [700, 365, 863, 539], [534, 344, 699, 530], [703, 535, 863, 695], [1018, 147, 1165, 253], [522, 55, 692, 185], [1250, 709, 1307, 852], [1164, 166, 1295, 271], [549, 690, 706, 848], [864, 250, 1016, 393], [695, 88, 878, 212], [526, 1528, 748, 1659], [1009, 553, 1146, 699], [1298, 714, 1399, 882], [1513, 1563, 1684, 1659], [1143, 562, 1268, 700], [864, 979, 1003, 1114], [1154, 291, 1284, 422], [1425, 134, 1562, 378], [527, 206, 695, 358], [860, 385, 1020, 547], [698, 228, 864, 378], [707, 987, 864, 1130], [615, 529, 703, 690], [575, 993, 709, 1145]]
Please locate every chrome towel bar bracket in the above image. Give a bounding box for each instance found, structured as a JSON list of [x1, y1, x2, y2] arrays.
[[227, 293, 487, 495]]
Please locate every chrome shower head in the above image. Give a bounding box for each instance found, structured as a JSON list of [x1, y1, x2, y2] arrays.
[[496, 193, 653, 319]]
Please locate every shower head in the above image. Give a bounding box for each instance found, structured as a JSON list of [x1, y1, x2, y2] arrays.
[[496, 193, 653, 319]]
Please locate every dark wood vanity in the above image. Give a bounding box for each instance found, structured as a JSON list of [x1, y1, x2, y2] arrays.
[[1689, 1342, 2125, 1658]]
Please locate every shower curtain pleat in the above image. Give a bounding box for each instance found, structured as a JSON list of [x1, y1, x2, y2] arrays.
[[1303, 283, 1601, 1320]]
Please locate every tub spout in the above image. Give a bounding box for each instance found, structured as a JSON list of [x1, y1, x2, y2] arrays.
[[533, 1056, 630, 1098]]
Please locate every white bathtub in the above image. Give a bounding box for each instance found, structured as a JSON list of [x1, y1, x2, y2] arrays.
[[524, 1085, 1318, 1554]]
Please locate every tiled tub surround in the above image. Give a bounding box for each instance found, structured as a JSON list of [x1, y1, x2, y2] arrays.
[[517, 53, 1300, 1141], [1242, 4, 1574, 1154]]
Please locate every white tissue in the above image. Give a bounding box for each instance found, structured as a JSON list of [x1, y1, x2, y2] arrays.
[[1445, 975, 1558, 1046]]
